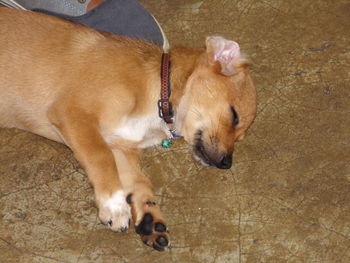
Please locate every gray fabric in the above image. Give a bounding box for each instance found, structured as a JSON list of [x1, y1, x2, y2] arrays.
[[31, 0, 164, 46], [16, 0, 90, 16]]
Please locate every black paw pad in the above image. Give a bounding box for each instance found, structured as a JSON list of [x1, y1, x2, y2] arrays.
[[143, 213, 153, 223], [152, 236, 169, 252], [156, 236, 168, 247], [135, 213, 153, 235], [155, 222, 166, 232]]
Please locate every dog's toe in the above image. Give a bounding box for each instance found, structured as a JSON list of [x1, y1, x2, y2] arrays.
[[136, 213, 154, 235], [156, 236, 169, 247], [141, 233, 170, 252], [98, 190, 131, 232], [101, 213, 130, 232], [136, 213, 170, 251], [155, 222, 167, 232], [127, 192, 170, 250]]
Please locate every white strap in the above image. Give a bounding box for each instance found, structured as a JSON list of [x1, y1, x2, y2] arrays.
[[0, 0, 27, 10], [150, 14, 170, 53]]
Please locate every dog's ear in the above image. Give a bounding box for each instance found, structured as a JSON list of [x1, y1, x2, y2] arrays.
[[206, 36, 242, 76]]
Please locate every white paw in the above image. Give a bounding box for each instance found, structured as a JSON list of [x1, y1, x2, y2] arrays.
[[98, 190, 131, 232]]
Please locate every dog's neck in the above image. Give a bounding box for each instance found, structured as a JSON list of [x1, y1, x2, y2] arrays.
[[167, 46, 203, 112], [149, 46, 204, 137]]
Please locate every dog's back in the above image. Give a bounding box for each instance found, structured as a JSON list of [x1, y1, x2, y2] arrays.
[[0, 8, 96, 130], [0, 7, 161, 141]]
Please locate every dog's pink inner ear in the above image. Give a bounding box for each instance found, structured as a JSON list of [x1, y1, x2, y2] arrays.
[[206, 36, 241, 76]]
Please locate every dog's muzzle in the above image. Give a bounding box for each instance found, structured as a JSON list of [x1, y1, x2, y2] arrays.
[[216, 154, 232, 169], [193, 131, 233, 169]]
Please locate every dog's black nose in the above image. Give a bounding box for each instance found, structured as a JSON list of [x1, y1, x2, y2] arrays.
[[216, 154, 232, 169]]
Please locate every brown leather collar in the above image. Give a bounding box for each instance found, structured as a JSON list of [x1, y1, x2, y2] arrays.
[[158, 53, 173, 124]]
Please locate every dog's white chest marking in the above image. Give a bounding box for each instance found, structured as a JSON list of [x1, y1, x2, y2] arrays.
[[104, 115, 170, 148]]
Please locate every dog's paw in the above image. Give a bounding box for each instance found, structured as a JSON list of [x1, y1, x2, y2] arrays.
[[98, 190, 131, 232], [136, 212, 170, 251], [127, 194, 170, 251]]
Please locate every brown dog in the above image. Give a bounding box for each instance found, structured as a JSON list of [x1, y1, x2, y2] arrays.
[[0, 8, 257, 251]]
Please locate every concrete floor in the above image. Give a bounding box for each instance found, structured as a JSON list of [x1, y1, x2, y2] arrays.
[[1, 0, 349, 262]]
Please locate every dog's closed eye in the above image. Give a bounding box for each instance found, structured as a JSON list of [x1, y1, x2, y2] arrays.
[[230, 106, 239, 127]]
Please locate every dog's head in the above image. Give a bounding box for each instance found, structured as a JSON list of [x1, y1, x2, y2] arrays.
[[176, 36, 257, 169]]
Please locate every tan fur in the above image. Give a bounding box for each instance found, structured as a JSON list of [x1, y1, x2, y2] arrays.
[[87, 0, 105, 12], [0, 8, 256, 250]]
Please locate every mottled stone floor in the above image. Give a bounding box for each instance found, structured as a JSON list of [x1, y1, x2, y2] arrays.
[[1, 0, 349, 262]]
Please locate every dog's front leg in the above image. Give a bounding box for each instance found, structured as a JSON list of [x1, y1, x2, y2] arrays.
[[49, 110, 131, 232], [112, 149, 170, 251]]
